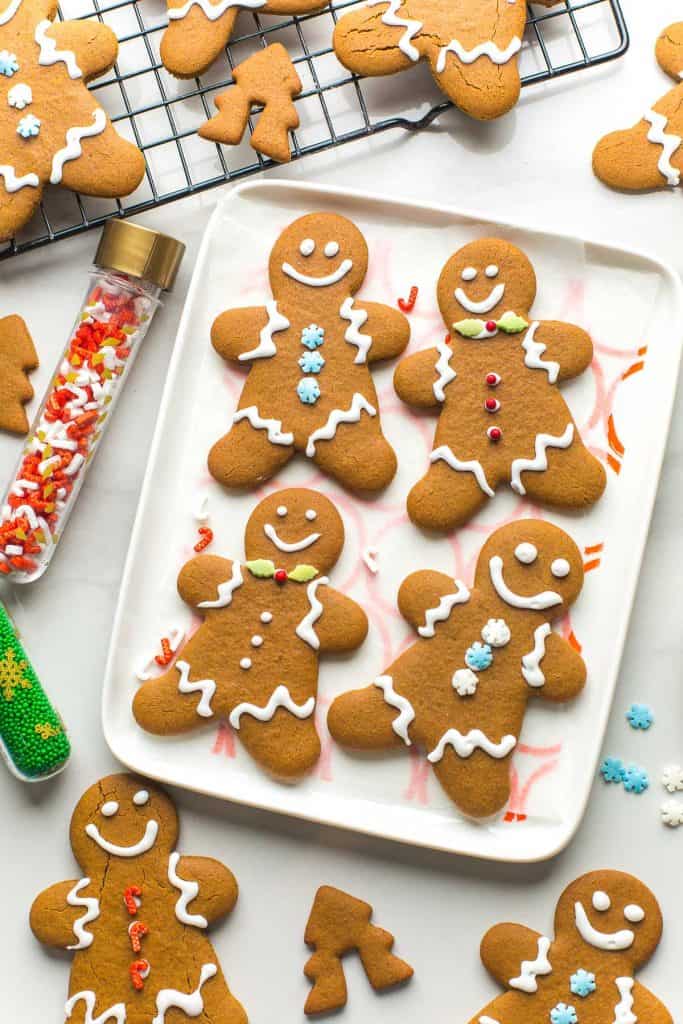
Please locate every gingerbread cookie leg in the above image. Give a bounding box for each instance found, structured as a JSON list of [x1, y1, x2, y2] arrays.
[[197, 963, 248, 1024], [431, 54, 521, 121], [208, 414, 295, 487], [407, 458, 491, 531], [160, 7, 240, 79], [308, 415, 397, 493], [430, 747, 514, 819], [233, 712, 321, 778], [0, 188, 42, 246], [508, 430, 606, 506]]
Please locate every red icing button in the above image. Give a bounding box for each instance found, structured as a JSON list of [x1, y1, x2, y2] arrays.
[[488, 426, 502, 441], [485, 397, 500, 412], [485, 320, 496, 332], [485, 372, 500, 387], [274, 569, 288, 584]]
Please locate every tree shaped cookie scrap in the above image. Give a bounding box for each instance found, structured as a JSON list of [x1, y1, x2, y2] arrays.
[[199, 43, 301, 163], [304, 886, 413, 1015], [30, 773, 247, 1024], [0, 314, 38, 434], [593, 22, 683, 191], [333, 0, 561, 121], [394, 238, 606, 531], [0, 0, 145, 243], [469, 870, 672, 1024], [328, 520, 586, 819], [208, 212, 410, 493], [133, 488, 368, 778]]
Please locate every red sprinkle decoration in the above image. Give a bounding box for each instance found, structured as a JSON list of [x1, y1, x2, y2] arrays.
[[154, 638, 173, 668], [194, 526, 214, 553], [129, 920, 149, 953], [485, 398, 499, 412], [129, 959, 150, 991], [485, 373, 500, 387], [124, 885, 142, 916], [485, 320, 496, 332], [274, 568, 288, 584], [397, 286, 418, 313], [488, 426, 502, 442]]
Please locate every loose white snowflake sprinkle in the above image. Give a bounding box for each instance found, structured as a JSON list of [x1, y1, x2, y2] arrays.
[[660, 799, 683, 828], [662, 764, 683, 793]]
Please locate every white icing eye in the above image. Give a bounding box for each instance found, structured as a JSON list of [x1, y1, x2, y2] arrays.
[[260, 611, 273, 624], [240, 657, 252, 670], [624, 904, 645, 923], [276, 505, 288, 518], [551, 558, 570, 578], [324, 241, 339, 258], [299, 238, 315, 257], [251, 635, 263, 648], [305, 509, 317, 521], [592, 891, 611, 912], [133, 790, 149, 806], [101, 801, 119, 817], [514, 542, 538, 565], [461, 267, 477, 282], [485, 264, 499, 278]]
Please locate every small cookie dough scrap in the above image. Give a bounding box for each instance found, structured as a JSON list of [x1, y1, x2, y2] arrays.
[[133, 488, 368, 779], [394, 238, 606, 531], [199, 43, 301, 163], [29, 773, 247, 1024], [0, 314, 37, 434], [593, 22, 683, 191], [0, 0, 145, 242], [208, 211, 410, 493], [333, 0, 562, 121], [304, 885, 413, 1015], [328, 519, 586, 819], [469, 870, 672, 1024]]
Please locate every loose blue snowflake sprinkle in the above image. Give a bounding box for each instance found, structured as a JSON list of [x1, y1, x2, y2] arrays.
[[622, 763, 649, 794], [0, 50, 19, 76], [600, 757, 625, 784], [16, 113, 40, 138], [296, 377, 320, 405], [570, 969, 596, 998], [465, 641, 493, 671], [550, 1004, 577, 1024], [298, 350, 325, 374], [301, 324, 325, 350], [626, 703, 653, 730]]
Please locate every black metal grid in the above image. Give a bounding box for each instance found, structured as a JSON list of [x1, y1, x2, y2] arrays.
[[1, 0, 628, 260]]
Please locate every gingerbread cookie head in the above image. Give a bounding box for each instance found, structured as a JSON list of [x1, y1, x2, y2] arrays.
[[555, 870, 663, 968], [69, 773, 178, 875], [244, 488, 345, 574], [268, 212, 368, 304], [475, 521, 584, 615], [437, 239, 537, 327]]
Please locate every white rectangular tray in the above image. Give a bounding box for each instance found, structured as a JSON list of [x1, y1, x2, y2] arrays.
[[103, 180, 683, 862]]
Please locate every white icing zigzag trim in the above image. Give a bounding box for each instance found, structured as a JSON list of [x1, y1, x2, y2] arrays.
[[35, 19, 83, 79], [0, 0, 23, 26], [521, 321, 560, 384], [427, 727, 517, 763], [232, 405, 294, 446], [613, 976, 636, 1024], [510, 423, 574, 495], [418, 579, 470, 638], [340, 297, 372, 363], [66, 878, 100, 950], [433, 337, 456, 402], [229, 684, 315, 728], [367, 0, 422, 62], [643, 109, 682, 186], [239, 299, 289, 361], [0, 164, 39, 192], [521, 622, 552, 687], [176, 659, 216, 717], [431, 445, 494, 497], [306, 393, 376, 457], [198, 561, 243, 608], [65, 991, 126, 1024], [436, 36, 522, 74], [373, 675, 415, 745], [168, 851, 207, 928], [168, 0, 264, 20], [50, 109, 107, 185], [295, 576, 329, 650], [509, 935, 552, 992], [153, 963, 217, 1024]]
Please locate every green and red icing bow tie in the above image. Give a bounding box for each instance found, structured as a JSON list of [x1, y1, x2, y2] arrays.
[[246, 559, 318, 584], [453, 312, 528, 338]]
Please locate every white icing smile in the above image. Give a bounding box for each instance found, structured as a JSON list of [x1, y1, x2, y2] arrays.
[[574, 901, 634, 951], [263, 522, 320, 552], [282, 258, 353, 287], [455, 282, 506, 314], [489, 555, 562, 610], [85, 819, 159, 857]]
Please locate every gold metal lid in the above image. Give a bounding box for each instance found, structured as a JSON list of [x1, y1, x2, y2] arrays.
[[94, 219, 185, 291]]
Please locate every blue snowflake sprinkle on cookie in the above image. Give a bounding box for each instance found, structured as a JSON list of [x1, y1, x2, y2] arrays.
[[626, 703, 653, 730], [622, 763, 649, 794], [600, 757, 625, 784], [297, 377, 320, 405], [298, 350, 325, 374], [301, 324, 325, 349], [17, 113, 40, 137], [550, 1004, 577, 1024], [570, 969, 596, 998], [465, 641, 493, 671], [0, 49, 19, 76]]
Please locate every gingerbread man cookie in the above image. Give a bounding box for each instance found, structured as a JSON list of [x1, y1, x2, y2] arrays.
[[470, 870, 672, 1024], [133, 489, 368, 778], [208, 212, 410, 493], [29, 773, 247, 1024], [593, 23, 683, 191], [0, 0, 145, 242], [328, 520, 586, 819], [333, 0, 560, 121], [394, 239, 606, 531], [0, 314, 38, 434]]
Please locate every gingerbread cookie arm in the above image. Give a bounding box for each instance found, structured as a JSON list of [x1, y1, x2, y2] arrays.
[[525, 630, 586, 703], [211, 306, 274, 363], [170, 855, 238, 924], [656, 22, 683, 80], [397, 570, 468, 632], [327, 683, 407, 750], [360, 302, 410, 363], [309, 584, 368, 653], [177, 554, 243, 609], [58, 119, 146, 198], [630, 979, 674, 1023], [333, 6, 415, 79], [30, 879, 94, 950], [522, 321, 593, 383], [480, 922, 547, 989], [46, 20, 118, 80], [393, 348, 443, 408]]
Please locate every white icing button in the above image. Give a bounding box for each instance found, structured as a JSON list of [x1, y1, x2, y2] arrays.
[[101, 801, 118, 817], [299, 238, 315, 256], [305, 509, 317, 521], [551, 558, 570, 578], [485, 264, 499, 278], [240, 657, 252, 670], [592, 890, 611, 912], [251, 635, 263, 647], [260, 611, 273, 624], [461, 266, 477, 281], [324, 241, 339, 257], [276, 505, 287, 517], [514, 542, 538, 565], [133, 790, 149, 806], [481, 618, 511, 647], [624, 904, 645, 923]]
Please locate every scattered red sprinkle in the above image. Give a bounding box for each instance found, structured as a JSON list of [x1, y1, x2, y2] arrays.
[[129, 921, 149, 953], [397, 286, 418, 313], [124, 885, 142, 916], [194, 526, 213, 553], [154, 638, 173, 668], [130, 959, 150, 991]]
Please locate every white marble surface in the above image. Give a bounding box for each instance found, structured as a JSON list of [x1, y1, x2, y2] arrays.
[[1, 0, 682, 1018]]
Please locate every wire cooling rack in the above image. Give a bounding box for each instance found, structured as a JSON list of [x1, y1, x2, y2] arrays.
[[2, 0, 628, 259]]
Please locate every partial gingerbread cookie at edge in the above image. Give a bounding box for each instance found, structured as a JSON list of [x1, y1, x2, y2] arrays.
[[328, 519, 586, 819], [394, 238, 606, 531], [0, 315, 38, 434], [470, 870, 672, 1024], [593, 22, 683, 191], [208, 211, 410, 493], [29, 773, 247, 1024], [133, 488, 368, 779], [0, 0, 145, 243]]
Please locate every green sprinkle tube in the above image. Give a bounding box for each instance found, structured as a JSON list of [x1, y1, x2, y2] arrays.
[[0, 602, 70, 780]]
